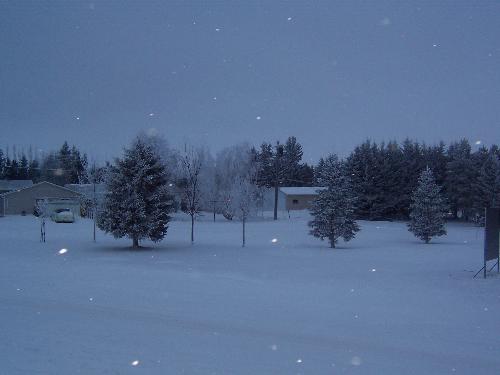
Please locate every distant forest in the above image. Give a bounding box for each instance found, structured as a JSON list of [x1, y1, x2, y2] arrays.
[[1, 137, 499, 222]]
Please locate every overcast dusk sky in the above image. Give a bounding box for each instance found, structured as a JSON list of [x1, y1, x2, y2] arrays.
[[1, 0, 500, 163]]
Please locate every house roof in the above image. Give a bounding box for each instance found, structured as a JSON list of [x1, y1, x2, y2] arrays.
[[279, 186, 326, 195], [0, 179, 33, 191], [0, 181, 82, 197]]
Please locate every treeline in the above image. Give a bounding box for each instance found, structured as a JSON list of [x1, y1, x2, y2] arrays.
[[0, 142, 89, 185], [326, 139, 500, 221], [3, 136, 500, 223]]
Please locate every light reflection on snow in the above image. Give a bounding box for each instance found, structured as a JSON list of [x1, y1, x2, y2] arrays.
[[351, 356, 362, 366], [58, 248, 68, 255]]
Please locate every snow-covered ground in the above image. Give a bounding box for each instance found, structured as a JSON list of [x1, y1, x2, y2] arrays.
[[1, 212, 499, 374]]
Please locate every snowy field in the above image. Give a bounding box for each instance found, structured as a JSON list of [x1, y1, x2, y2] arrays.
[[1, 212, 499, 375]]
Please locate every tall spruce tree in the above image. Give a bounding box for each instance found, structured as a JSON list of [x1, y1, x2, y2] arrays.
[[408, 167, 448, 243], [445, 139, 474, 219], [308, 154, 359, 248], [472, 148, 500, 214], [98, 139, 172, 248]]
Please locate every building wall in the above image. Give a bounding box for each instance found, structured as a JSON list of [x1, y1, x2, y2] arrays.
[[2, 183, 81, 215], [285, 194, 317, 210]]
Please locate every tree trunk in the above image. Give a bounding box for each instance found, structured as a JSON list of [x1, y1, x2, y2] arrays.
[[132, 236, 139, 248], [242, 218, 246, 247], [330, 234, 336, 248], [191, 215, 194, 244], [273, 183, 279, 220]]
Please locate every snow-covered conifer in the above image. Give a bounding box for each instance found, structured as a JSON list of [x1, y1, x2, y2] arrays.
[[408, 167, 448, 243], [309, 154, 359, 248], [98, 139, 172, 248]]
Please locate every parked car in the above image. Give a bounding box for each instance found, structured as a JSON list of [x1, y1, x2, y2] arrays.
[[51, 208, 75, 223]]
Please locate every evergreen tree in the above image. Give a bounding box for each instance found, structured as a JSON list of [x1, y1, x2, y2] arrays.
[[6, 158, 19, 179], [378, 141, 405, 218], [97, 139, 172, 248], [282, 136, 303, 185], [297, 163, 314, 186], [472, 148, 500, 214], [424, 142, 447, 187], [308, 154, 360, 248], [18, 154, 29, 179], [28, 158, 41, 182], [408, 167, 448, 243], [445, 139, 474, 219], [256, 141, 286, 220], [400, 139, 426, 218], [0, 149, 5, 179]]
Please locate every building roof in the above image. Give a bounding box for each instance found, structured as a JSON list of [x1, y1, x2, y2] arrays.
[[279, 186, 326, 195], [0, 179, 33, 191], [0, 181, 82, 197]]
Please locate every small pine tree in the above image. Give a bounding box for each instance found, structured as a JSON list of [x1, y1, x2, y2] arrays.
[[308, 155, 360, 248], [408, 167, 448, 243], [98, 139, 172, 248]]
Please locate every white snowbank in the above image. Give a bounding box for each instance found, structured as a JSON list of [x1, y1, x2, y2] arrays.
[[0, 214, 498, 374]]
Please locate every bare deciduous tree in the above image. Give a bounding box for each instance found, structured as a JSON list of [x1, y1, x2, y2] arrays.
[[181, 147, 203, 244]]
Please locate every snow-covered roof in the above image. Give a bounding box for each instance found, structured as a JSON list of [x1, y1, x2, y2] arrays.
[[1, 181, 82, 197], [279, 187, 326, 195], [0, 179, 33, 191]]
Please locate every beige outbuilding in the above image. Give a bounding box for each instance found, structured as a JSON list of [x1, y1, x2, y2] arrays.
[[0, 181, 81, 217], [279, 187, 326, 210]]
